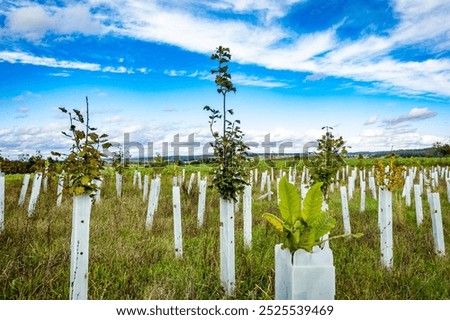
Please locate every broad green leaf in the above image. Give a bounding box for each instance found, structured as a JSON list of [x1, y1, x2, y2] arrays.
[[301, 182, 323, 224], [311, 213, 336, 240], [262, 213, 284, 233], [278, 176, 301, 225]]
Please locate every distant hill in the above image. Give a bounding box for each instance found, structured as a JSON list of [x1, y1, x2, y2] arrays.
[[124, 147, 438, 163]]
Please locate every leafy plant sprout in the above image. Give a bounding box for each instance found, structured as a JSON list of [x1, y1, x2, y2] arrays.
[[204, 46, 249, 201], [52, 97, 111, 196], [263, 177, 362, 254]]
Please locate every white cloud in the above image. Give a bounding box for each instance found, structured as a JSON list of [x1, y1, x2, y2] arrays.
[[102, 66, 134, 73], [0, 51, 101, 71], [232, 73, 289, 88], [164, 69, 187, 77], [304, 73, 327, 82], [5, 4, 104, 40], [204, 0, 306, 23], [137, 67, 150, 74], [364, 116, 378, 126], [383, 107, 437, 125], [16, 106, 29, 113], [49, 71, 71, 77]]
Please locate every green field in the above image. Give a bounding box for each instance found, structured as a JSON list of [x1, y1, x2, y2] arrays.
[[0, 162, 449, 299]]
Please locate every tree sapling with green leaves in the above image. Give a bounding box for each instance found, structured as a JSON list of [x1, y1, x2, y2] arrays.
[[52, 97, 111, 300], [307, 126, 347, 202], [204, 46, 249, 201], [203, 46, 249, 296], [52, 97, 111, 196]]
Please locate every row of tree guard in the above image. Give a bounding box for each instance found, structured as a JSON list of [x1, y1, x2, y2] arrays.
[[0, 164, 448, 299]]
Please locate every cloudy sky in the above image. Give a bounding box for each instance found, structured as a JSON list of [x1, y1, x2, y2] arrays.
[[1, 0, 449, 159]]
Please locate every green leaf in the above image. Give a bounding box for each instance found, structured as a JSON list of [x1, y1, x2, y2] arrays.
[[278, 176, 301, 225], [262, 213, 284, 233], [301, 182, 323, 224], [311, 213, 336, 240]]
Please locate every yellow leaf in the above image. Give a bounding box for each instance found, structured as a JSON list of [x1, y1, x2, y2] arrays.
[[262, 213, 284, 233], [74, 186, 85, 195], [81, 176, 90, 185]]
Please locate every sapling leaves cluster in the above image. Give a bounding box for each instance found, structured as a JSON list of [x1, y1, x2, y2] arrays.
[[307, 127, 347, 200], [204, 46, 249, 202], [374, 155, 404, 192], [52, 97, 111, 196], [263, 177, 362, 254]]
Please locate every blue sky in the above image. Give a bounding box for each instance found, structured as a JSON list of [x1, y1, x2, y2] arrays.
[[0, 0, 449, 159]]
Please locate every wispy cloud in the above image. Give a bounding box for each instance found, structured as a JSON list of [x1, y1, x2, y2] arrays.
[[364, 116, 378, 126], [164, 69, 187, 77], [49, 72, 71, 77], [304, 73, 327, 82], [102, 66, 134, 74], [383, 107, 437, 125], [16, 106, 29, 113], [232, 73, 290, 88], [0, 51, 101, 71]]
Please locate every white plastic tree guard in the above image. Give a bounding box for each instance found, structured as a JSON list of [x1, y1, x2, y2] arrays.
[[220, 198, 235, 296], [197, 178, 207, 228], [360, 178, 366, 213], [172, 176, 178, 187], [260, 171, 267, 193], [172, 186, 183, 258], [0, 173, 4, 232], [340, 186, 351, 234], [146, 177, 160, 229], [402, 176, 412, 207], [42, 168, 48, 192], [28, 172, 42, 217], [275, 244, 335, 300], [115, 172, 122, 197], [133, 170, 137, 186], [243, 185, 252, 248], [234, 194, 240, 212], [93, 178, 102, 204], [379, 188, 393, 268], [143, 175, 149, 202], [69, 194, 93, 300], [18, 173, 31, 206], [413, 184, 423, 226], [187, 173, 195, 195], [348, 175, 355, 200], [419, 172, 424, 194], [368, 175, 377, 199], [56, 173, 64, 207], [429, 193, 445, 256], [137, 171, 142, 190], [446, 179, 450, 203]]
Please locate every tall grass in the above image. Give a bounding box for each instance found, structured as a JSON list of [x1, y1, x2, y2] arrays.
[[0, 167, 448, 299]]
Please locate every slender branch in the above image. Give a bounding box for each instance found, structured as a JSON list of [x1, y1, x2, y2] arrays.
[[85, 96, 89, 146]]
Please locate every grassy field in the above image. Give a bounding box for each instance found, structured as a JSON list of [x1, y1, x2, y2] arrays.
[[0, 164, 449, 300]]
